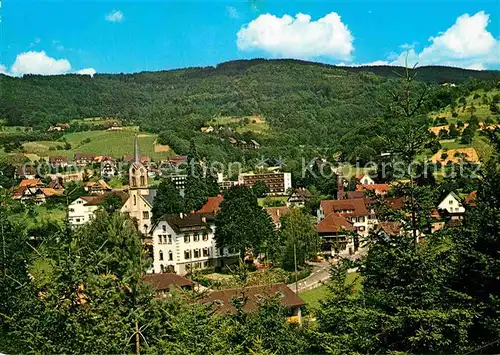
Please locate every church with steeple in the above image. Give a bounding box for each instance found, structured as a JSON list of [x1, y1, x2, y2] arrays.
[[120, 134, 157, 234]]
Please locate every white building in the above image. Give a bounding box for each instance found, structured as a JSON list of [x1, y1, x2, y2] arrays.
[[237, 171, 292, 195], [151, 212, 238, 275], [438, 192, 465, 215], [68, 192, 129, 227], [356, 173, 375, 185]]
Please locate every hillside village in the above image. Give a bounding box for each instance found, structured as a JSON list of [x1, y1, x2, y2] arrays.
[[1, 60, 499, 354]]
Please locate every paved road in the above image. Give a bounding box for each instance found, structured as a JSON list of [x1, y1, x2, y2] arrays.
[[288, 250, 366, 293], [287, 261, 331, 293]]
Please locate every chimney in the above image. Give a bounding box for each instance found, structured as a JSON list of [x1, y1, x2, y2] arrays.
[[179, 212, 184, 219], [337, 172, 344, 200], [201, 216, 207, 223]]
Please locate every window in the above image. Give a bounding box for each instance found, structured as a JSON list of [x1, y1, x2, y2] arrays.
[[159, 250, 164, 261], [131, 177, 137, 187], [160, 264, 164, 273], [184, 235, 190, 243], [162, 225, 167, 232], [194, 249, 200, 258], [184, 250, 191, 259], [76, 218, 81, 223], [167, 235, 172, 244], [202, 233, 209, 241], [194, 234, 199, 242], [69, 208, 75, 212], [143, 211, 149, 219], [158, 235, 163, 244], [140, 176, 145, 186], [133, 195, 137, 205], [203, 248, 210, 257], [168, 251, 173, 261], [449, 200, 453, 205]]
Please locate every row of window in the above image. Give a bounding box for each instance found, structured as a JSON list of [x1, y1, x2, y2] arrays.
[[158, 250, 173, 261], [183, 233, 209, 243], [184, 248, 211, 259], [158, 234, 173, 244]]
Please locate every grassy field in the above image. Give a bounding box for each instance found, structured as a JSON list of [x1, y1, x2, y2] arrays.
[[430, 88, 499, 124], [258, 195, 288, 207], [8, 205, 67, 228], [22, 129, 173, 161], [207, 115, 270, 135], [300, 272, 362, 309]]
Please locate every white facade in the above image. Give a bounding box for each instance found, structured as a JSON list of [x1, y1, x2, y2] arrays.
[[359, 174, 375, 185], [151, 216, 237, 276], [68, 197, 98, 226], [438, 192, 465, 214]]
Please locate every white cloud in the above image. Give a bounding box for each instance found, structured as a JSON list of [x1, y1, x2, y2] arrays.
[[76, 68, 97, 77], [105, 10, 124, 23], [5, 51, 95, 76], [11, 51, 71, 75], [236, 12, 354, 60], [366, 11, 499, 70], [227, 6, 239, 19]]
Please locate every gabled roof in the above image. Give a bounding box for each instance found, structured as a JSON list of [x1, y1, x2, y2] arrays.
[[48, 155, 68, 163], [197, 195, 224, 214], [378, 221, 402, 236], [320, 199, 368, 217], [40, 187, 64, 197], [143, 273, 193, 291], [316, 213, 354, 234], [79, 191, 129, 207], [357, 184, 391, 195], [19, 179, 43, 188], [123, 155, 149, 163], [200, 283, 305, 315], [288, 188, 312, 199], [440, 191, 462, 204], [265, 206, 291, 225], [75, 153, 96, 160], [84, 179, 112, 191], [155, 212, 213, 233]]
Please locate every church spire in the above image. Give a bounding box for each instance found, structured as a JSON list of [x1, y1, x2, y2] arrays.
[[134, 133, 140, 164]]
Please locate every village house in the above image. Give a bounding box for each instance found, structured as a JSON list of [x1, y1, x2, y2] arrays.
[[120, 136, 157, 234], [437, 191, 466, 223], [150, 212, 238, 275], [356, 183, 391, 196], [318, 199, 370, 236], [196, 195, 224, 214], [74, 153, 97, 166], [48, 155, 69, 168], [13, 179, 64, 204], [84, 179, 113, 195], [286, 188, 312, 208], [15, 165, 37, 180], [316, 213, 355, 255], [200, 283, 305, 324], [356, 173, 375, 185], [100, 158, 118, 178], [143, 273, 194, 297], [265, 206, 291, 229], [238, 172, 292, 196], [68, 191, 129, 227]]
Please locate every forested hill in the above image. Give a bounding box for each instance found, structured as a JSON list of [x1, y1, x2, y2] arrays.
[[0, 59, 498, 163]]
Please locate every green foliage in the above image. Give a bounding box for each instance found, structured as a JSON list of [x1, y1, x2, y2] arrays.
[[215, 186, 276, 254], [152, 178, 184, 220], [279, 209, 320, 270], [252, 180, 268, 198]]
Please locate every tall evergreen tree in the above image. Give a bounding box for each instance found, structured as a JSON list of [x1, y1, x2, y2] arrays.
[[152, 178, 184, 221]]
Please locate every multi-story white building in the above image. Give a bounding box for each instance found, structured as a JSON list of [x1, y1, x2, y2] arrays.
[[237, 171, 292, 195], [150, 212, 238, 275], [68, 192, 129, 227]]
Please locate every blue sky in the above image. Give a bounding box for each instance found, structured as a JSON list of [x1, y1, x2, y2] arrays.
[[0, 0, 499, 75]]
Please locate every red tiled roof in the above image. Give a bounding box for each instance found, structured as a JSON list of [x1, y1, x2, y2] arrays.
[[321, 199, 368, 217], [316, 213, 354, 233], [265, 206, 291, 224], [384, 197, 405, 210], [19, 179, 43, 188], [200, 283, 305, 315], [197, 195, 224, 214], [465, 190, 477, 206], [143, 273, 193, 291], [378, 221, 402, 236], [357, 184, 391, 195]]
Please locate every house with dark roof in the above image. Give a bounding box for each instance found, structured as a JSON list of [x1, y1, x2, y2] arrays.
[[318, 199, 369, 236], [143, 273, 194, 296], [286, 188, 312, 208], [316, 213, 354, 255], [200, 283, 305, 323], [84, 179, 113, 195], [74, 153, 97, 166], [48, 155, 69, 168], [150, 212, 238, 275]]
